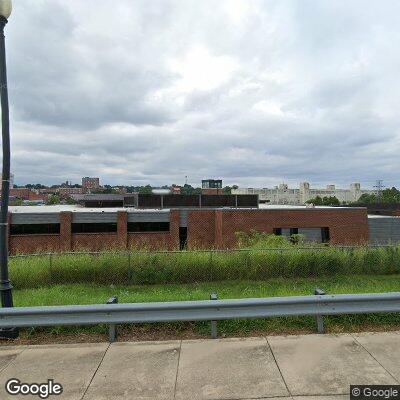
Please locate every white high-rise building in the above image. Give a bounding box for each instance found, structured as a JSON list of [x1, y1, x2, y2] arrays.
[[232, 182, 375, 205]]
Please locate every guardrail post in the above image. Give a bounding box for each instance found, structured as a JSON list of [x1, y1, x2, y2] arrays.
[[210, 293, 218, 339], [106, 295, 118, 342], [314, 288, 326, 334]]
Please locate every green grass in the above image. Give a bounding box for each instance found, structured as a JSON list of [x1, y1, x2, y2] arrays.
[[9, 246, 400, 289], [13, 275, 400, 306], [12, 275, 400, 339]]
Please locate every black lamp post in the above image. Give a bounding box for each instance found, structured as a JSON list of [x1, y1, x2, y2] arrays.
[[0, 0, 17, 339]]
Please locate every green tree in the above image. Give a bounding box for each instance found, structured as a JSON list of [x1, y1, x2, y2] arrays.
[[306, 195, 323, 205], [356, 193, 376, 204], [381, 187, 400, 203], [181, 184, 201, 195], [25, 183, 47, 189], [65, 196, 77, 205], [47, 195, 60, 205], [92, 188, 119, 194], [322, 196, 340, 206], [139, 185, 153, 194], [306, 195, 340, 206], [354, 187, 400, 204]]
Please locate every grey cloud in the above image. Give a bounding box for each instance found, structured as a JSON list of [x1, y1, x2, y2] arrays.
[[2, 0, 400, 188]]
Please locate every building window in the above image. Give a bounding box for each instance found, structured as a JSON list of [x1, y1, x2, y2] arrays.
[[72, 223, 117, 233], [289, 228, 299, 235], [127, 222, 170, 232], [10, 224, 60, 235], [273, 228, 282, 236], [321, 227, 330, 243], [179, 227, 188, 249]]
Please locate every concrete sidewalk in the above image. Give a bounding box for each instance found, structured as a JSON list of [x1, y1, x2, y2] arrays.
[[0, 331, 399, 399]]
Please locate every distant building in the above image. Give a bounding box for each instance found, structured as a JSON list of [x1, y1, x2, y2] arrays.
[[6, 188, 46, 201], [202, 179, 223, 195], [171, 186, 181, 194], [82, 177, 100, 193], [112, 186, 127, 194], [57, 187, 84, 198], [232, 182, 376, 205], [7, 202, 370, 254]]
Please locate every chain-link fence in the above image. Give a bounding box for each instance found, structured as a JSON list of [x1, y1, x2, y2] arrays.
[[8, 244, 400, 289]]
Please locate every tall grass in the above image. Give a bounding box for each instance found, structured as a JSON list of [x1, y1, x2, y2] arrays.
[[8, 245, 400, 289]]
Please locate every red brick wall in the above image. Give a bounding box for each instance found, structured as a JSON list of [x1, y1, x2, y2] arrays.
[[127, 210, 180, 250], [117, 211, 128, 249], [8, 208, 368, 254], [187, 210, 216, 248], [211, 208, 369, 248], [215, 210, 223, 248], [127, 233, 172, 250], [9, 234, 61, 254], [201, 188, 224, 195], [72, 233, 119, 251], [60, 212, 72, 251], [8, 188, 44, 200]]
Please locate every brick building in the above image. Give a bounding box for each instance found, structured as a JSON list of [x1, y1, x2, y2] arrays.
[[7, 204, 370, 254], [57, 187, 84, 198], [202, 179, 224, 195], [3, 188, 46, 201], [82, 177, 100, 192]]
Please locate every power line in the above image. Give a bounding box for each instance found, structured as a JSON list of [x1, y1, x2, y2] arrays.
[[373, 180, 385, 200]]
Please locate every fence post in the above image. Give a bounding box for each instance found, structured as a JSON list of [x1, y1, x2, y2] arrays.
[[49, 253, 53, 281], [210, 293, 218, 339], [314, 288, 326, 334], [127, 251, 132, 283], [209, 251, 213, 281], [106, 295, 118, 342]]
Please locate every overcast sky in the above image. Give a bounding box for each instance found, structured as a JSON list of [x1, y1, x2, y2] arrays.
[[4, 0, 400, 188]]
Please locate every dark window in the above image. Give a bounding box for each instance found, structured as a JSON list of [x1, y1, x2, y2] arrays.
[[273, 228, 282, 236], [136, 194, 162, 208], [10, 224, 60, 235], [127, 222, 170, 232], [201, 195, 236, 207], [321, 227, 330, 243], [236, 195, 259, 207], [163, 195, 199, 207], [289, 228, 299, 244], [72, 223, 117, 233], [179, 227, 188, 250]]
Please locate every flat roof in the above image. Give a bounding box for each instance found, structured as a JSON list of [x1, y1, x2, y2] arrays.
[[8, 204, 365, 214], [258, 204, 365, 210], [8, 205, 169, 213], [368, 215, 400, 219]]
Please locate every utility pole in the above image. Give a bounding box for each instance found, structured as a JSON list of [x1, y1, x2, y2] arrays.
[[0, 0, 18, 339], [373, 180, 384, 202]]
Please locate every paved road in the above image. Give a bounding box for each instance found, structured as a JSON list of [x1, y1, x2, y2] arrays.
[[0, 331, 399, 399]]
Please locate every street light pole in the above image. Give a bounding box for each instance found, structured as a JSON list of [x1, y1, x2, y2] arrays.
[[0, 0, 17, 338]]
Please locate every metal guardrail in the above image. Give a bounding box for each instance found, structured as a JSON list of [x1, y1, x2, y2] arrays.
[[1, 292, 399, 337]]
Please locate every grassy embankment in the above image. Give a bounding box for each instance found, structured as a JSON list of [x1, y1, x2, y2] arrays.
[[9, 245, 400, 288], [7, 245, 400, 340]]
